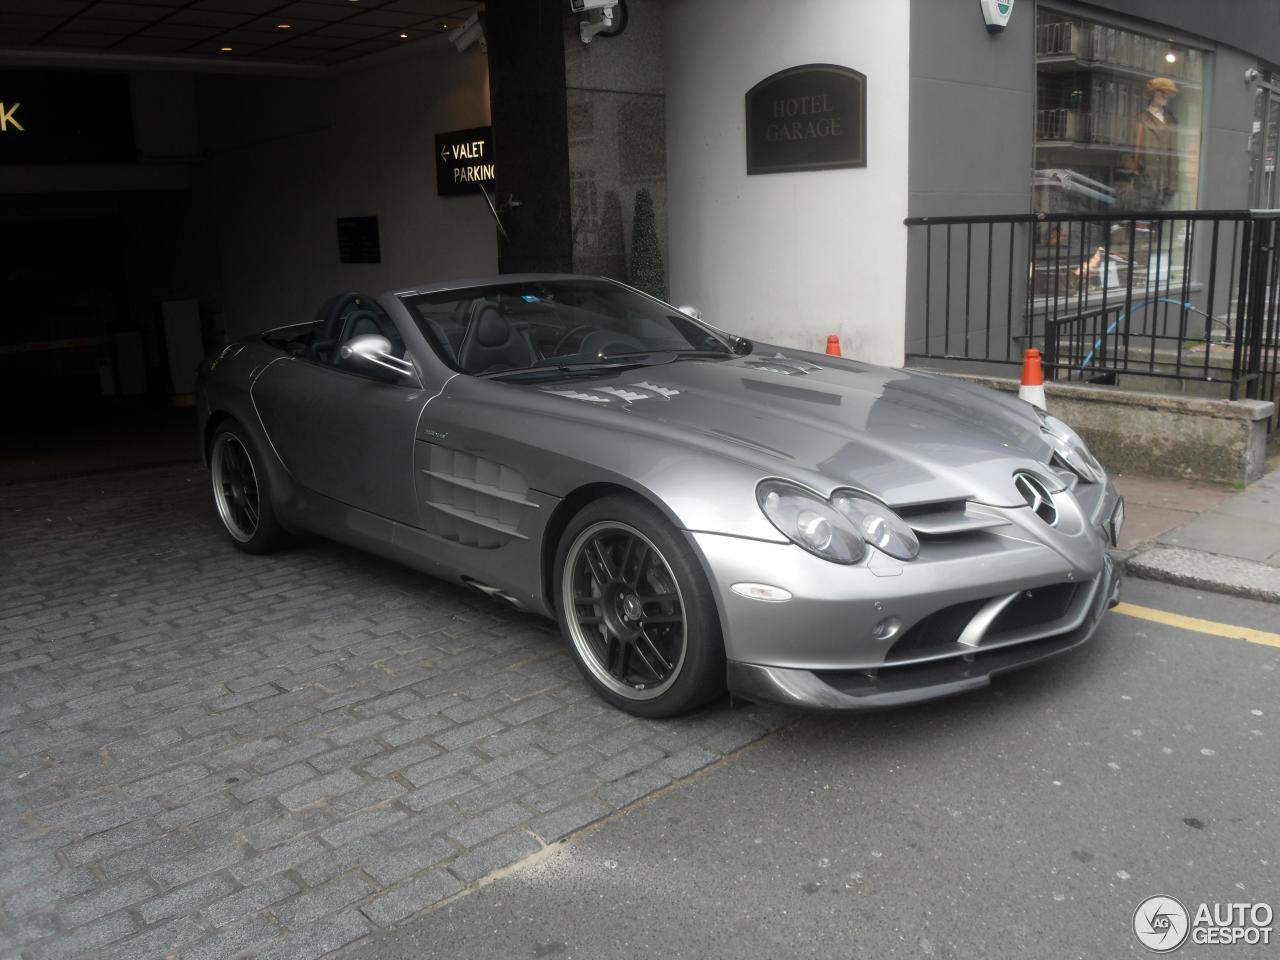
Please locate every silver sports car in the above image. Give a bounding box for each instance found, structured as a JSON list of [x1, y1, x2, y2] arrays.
[[196, 275, 1123, 717]]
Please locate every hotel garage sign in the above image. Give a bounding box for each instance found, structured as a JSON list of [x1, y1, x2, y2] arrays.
[[745, 64, 866, 175]]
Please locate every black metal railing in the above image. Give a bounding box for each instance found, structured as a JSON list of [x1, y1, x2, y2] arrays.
[[903, 209, 1280, 432]]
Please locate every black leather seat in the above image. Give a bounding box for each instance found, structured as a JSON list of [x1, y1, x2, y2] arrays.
[[458, 306, 534, 374]]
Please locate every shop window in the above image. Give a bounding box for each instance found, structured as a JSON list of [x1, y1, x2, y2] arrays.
[[1034, 9, 1206, 214]]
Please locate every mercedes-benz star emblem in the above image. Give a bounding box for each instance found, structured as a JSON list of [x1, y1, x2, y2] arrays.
[[1014, 472, 1058, 526]]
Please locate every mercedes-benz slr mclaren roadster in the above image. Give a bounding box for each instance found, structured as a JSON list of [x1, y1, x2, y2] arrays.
[[196, 275, 1123, 717]]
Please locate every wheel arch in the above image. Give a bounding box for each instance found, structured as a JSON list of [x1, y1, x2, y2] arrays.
[[202, 410, 234, 465], [540, 480, 690, 613], [202, 407, 300, 535]]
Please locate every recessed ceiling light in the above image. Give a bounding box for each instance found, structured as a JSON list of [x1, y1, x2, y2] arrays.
[[399, 32, 408, 39], [220, 45, 233, 52], [439, 23, 449, 29], [1165, 50, 1177, 63], [276, 22, 291, 29]]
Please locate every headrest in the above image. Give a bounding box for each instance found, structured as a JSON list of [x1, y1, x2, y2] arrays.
[[474, 307, 509, 347]]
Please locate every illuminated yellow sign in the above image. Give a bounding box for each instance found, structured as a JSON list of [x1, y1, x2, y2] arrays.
[[0, 102, 23, 132]]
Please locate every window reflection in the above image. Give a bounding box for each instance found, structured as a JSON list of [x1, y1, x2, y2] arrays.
[[1034, 10, 1205, 214]]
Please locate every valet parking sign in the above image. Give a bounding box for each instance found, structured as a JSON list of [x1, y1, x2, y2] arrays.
[[1133, 895, 1274, 953], [435, 125, 495, 197]]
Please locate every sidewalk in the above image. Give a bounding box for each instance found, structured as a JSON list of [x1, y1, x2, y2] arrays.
[[1112, 449, 1280, 603]]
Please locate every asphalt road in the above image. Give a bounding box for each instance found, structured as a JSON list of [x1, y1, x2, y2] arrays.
[[338, 578, 1279, 960]]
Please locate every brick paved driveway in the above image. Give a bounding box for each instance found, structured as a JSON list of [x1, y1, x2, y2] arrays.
[[0, 465, 784, 959]]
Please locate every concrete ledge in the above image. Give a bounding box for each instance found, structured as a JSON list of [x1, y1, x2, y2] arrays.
[[1124, 547, 1280, 604], [924, 371, 1275, 486]]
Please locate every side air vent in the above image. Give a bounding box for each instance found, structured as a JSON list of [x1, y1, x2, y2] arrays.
[[416, 444, 537, 549], [1013, 472, 1058, 527]]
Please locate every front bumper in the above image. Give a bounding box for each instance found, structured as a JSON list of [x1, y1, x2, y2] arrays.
[[726, 553, 1121, 710], [695, 477, 1124, 710]]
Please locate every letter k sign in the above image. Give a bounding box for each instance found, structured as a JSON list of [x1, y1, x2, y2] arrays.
[[0, 102, 24, 132]]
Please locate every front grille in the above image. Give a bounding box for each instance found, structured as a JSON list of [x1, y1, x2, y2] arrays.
[[885, 578, 1085, 663], [885, 600, 987, 658], [987, 583, 1079, 636]]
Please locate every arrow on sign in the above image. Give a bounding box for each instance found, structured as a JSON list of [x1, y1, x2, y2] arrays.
[[440, 145, 450, 162]]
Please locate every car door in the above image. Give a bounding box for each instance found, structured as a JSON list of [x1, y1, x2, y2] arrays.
[[251, 297, 427, 526]]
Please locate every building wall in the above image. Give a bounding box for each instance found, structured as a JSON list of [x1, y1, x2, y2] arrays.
[[1197, 44, 1259, 210], [909, 0, 1036, 218], [196, 43, 497, 340], [664, 0, 911, 366], [563, 0, 667, 290]]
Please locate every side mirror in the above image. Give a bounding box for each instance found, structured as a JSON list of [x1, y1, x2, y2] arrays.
[[339, 334, 415, 378]]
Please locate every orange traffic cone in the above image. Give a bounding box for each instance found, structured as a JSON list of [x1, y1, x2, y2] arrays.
[[825, 334, 841, 356], [1019, 348, 1047, 410]]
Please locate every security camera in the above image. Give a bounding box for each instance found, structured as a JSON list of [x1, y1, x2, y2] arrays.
[[448, 12, 486, 53], [570, 0, 622, 43]]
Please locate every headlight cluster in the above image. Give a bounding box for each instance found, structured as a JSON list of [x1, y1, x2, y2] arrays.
[[1038, 412, 1104, 484], [756, 480, 919, 564]]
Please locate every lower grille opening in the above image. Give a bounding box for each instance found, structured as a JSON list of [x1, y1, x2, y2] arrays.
[[987, 583, 1079, 637], [886, 579, 1081, 662], [885, 600, 987, 659]]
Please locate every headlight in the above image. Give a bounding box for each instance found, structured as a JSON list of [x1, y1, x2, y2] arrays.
[[1039, 412, 1104, 484], [756, 480, 864, 564], [831, 491, 920, 560]]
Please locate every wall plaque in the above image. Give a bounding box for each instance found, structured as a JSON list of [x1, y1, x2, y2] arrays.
[[745, 64, 866, 175], [336, 216, 381, 264], [435, 125, 495, 196]]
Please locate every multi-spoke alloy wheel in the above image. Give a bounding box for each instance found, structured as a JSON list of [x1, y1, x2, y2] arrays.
[[555, 496, 724, 716], [563, 521, 687, 700], [208, 421, 288, 554], [212, 433, 260, 543]]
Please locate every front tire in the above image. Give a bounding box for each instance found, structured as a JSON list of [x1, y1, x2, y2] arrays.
[[209, 421, 288, 554], [554, 496, 725, 717]]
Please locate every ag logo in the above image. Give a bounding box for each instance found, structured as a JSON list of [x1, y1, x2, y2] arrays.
[[1133, 896, 1190, 953], [979, 0, 1015, 33]]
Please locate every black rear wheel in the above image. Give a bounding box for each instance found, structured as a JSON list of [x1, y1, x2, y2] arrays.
[[555, 496, 725, 717], [210, 421, 289, 554]]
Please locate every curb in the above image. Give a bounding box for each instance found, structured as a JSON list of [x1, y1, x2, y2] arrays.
[[1120, 546, 1280, 604]]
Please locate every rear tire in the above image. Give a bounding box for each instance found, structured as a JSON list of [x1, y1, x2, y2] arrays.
[[209, 420, 289, 554], [554, 495, 725, 717]]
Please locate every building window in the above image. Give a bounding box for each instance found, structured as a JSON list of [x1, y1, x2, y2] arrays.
[[1034, 9, 1206, 213]]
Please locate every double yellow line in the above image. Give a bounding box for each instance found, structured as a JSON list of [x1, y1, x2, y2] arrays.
[[1113, 602, 1280, 649]]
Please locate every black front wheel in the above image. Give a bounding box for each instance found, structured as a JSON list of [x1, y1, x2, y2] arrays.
[[554, 496, 725, 717], [209, 421, 289, 554]]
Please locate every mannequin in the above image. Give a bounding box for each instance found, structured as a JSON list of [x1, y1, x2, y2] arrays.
[[1134, 77, 1179, 209]]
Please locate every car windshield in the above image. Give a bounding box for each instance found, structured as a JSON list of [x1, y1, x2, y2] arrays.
[[399, 278, 735, 379]]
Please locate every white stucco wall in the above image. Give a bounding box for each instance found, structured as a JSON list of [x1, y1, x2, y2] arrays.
[[664, 0, 910, 365]]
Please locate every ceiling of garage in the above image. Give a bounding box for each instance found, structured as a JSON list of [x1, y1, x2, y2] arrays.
[[0, 0, 485, 68]]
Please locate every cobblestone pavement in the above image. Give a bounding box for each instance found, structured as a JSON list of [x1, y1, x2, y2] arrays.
[[0, 465, 786, 960]]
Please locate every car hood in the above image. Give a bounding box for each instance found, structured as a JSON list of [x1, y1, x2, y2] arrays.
[[524, 348, 1056, 507]]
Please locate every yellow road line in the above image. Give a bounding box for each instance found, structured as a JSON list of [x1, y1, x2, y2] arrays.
[[1113, 602, 1280, 649]]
